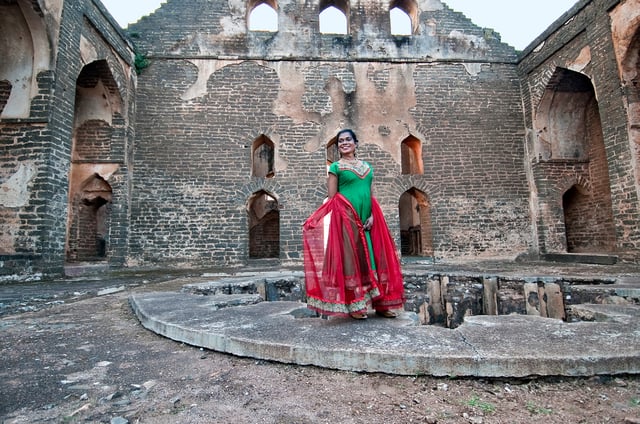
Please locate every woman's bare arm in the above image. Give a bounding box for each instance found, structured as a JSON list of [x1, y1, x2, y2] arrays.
[[327, 173, 338, 198]]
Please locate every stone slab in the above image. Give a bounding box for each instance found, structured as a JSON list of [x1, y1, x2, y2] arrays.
[[129, 292, 640, 378]]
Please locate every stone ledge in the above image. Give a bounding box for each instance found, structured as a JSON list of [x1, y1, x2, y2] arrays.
[[129, 292, 640, 378]]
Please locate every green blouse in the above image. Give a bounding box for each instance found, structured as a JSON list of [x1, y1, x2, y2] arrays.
[[329, 159, 373, 224]]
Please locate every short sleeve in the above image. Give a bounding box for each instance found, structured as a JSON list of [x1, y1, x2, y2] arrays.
[[328, 161, 340, 175]]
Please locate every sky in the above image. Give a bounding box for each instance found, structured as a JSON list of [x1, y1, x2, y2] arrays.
[[101, 0, 578, 51]]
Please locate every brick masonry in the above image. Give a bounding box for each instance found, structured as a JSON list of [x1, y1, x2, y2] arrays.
[[0, 0, 639, 280]]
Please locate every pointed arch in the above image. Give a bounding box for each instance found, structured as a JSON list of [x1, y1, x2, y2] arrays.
[[248, 190, 280, 258], [66, 174, 112, 262], [620, 23, 640, 202], [390, 0, 418, 36], [0, 0, 51, 118], [326, 134, 340, 166], [248, 1, 278, 32], [534, 67, 595, 161], [399, 188, 433, 257], [252, 134, 275, 178], [562, 183, 612, 253], [533, 67, 616, 255], [319, 1, 348, 35], [401, 135, 424, 175], [72, 60, 123, 161]]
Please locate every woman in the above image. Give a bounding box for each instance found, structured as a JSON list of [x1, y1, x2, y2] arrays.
[[303, 129, 405, 319]]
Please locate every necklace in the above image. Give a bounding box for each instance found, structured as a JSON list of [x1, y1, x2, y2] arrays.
[[338, 157, 369, 177]]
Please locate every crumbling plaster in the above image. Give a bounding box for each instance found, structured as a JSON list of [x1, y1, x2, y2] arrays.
[[68, 164, 119, 198], [0, 162, 37, 253], [610, 0, 640, 82], [181, 59, 424, 164], [0, 163, 37, 208]]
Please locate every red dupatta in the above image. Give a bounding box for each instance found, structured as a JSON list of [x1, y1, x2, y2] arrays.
[[303, 194, 404, 316]]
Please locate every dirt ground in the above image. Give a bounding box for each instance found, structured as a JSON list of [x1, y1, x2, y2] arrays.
[[1, 281, 640, 424]]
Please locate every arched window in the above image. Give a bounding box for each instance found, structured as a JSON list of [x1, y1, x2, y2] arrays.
[[248, 190, 280, 258], [390, 7, 412, 35], [401, 135, 424, 175], [319, 6, 347, 34], [252, 134, 275, 178], [325, 134, 340, 165], [389, 0, 418, 36], [248, 2, 278, 32]]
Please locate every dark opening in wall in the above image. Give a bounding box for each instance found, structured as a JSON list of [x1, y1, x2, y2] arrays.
[[248, 190, 280, 258]]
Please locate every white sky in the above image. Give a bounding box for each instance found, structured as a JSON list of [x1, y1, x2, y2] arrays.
[[101, 0, 578, 51]]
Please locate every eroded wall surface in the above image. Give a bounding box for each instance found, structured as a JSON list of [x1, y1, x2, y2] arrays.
[[519, 0, 640, 260], [127, 0, 530, 267], [0, 0, 136, 279]]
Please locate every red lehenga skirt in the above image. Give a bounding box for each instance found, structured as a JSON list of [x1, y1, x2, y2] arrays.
[[303, 194, 405, 316]]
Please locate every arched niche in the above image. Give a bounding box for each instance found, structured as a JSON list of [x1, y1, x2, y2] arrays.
[[72, 60, 123, 161], [252, 134, 275, 178], [534, 68, 596, 161], [401, 135, 424, 175], [562, 182, 615, 254], [66, 174, 112, 262], [399, 188, 433, 257], [248, 190, 280, 258], [620, 25, 640, 194], [325, 134, 340, 166], [0, 0, 51, 118]]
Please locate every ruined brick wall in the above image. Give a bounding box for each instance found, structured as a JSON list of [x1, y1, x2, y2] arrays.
[[4, 0, 638, 280], [126, 0, 530, 268], [518, 0, 640, 259], [0, 0, 137, 280]]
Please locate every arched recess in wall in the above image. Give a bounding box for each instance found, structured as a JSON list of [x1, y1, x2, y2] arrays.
[[0, 0, 51, 118], [535, 67, 616, 253], [326, 134, 340, 165], [252, 134, 275, 177], [620, 25, 640, 194], [67, 174, 112, 262], [248, 0, 278, 32], [248, 190, 280, 258], [319, 0, 348, 34], [390, 0, 418, 35], [399, 188, 433, 257], [562, 183, 607, 253], [67, 60, 123, 263], [401, 135, 424, 174], [72, 59, 123, 161]]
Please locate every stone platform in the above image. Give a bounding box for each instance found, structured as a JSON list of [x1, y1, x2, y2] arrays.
[[129, 261, 640, 378]]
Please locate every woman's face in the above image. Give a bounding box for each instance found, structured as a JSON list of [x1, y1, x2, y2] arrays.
[[337, 132, 357, 156]]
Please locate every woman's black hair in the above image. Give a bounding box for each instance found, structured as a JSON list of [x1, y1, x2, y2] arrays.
[[337, 128, 358, 144]]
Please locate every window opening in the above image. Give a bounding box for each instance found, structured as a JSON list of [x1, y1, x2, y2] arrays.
[[249, 3, 278, 32], [399, 188, 432, 256], [252, 134, 275, 178], [320, 6, 347, 34], [248, 191, 280, 258], [401, 135, 424, 175], [390, 7, 412, 35]]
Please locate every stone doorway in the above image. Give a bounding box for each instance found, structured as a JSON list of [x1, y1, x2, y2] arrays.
[[67, 175, 112, 262], [248, 190, 280, 259], [399, 187, 433, 257], [533, 67, 616, 254], [66, 59, 123, 264]]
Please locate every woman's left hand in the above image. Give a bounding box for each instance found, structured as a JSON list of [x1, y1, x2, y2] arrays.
[[363, 216, 373, 231]]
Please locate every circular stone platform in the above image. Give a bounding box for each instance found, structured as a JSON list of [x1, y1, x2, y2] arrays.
[[130, 287, 640, 377]]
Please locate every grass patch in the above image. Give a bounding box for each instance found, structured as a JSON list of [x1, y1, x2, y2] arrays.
[[467, 395, 496, 413], [526, 401, 553, 415]]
